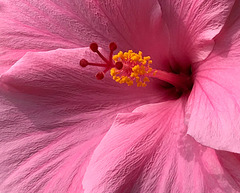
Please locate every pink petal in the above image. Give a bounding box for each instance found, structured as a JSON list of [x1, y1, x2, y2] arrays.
[[0, 0, 164, 73], [186, 13, 240, 153], [0, 48, 166, 192], [158, 0, 235, 67], [1, 48, 166, 106], [83, 98, 240, 192]]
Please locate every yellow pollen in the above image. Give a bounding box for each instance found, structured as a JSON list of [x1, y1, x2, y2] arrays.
[[143, 77, 150, 82], [111, 50, 153, 87], [153, 70, 158, 76]]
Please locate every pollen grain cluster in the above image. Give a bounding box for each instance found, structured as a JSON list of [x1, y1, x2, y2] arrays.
[[111, 50, 154, 87]]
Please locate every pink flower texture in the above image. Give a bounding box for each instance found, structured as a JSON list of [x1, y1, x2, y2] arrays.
[[1, 0, 240, 192]]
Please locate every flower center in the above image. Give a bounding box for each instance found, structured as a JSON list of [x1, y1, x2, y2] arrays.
[[80, 42, 193, 92]]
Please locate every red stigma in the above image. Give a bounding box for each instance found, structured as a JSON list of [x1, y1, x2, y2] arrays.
[[96, 72, 104, 80], [79, 42, 121, 79], [80, 59, 88, 67], [109, 42, 117, 51], [115, 61, 123, 70], [90, 43, 98, 52]]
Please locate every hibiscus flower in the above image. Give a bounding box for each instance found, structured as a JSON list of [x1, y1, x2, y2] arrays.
[[1, 0, 240, 192]]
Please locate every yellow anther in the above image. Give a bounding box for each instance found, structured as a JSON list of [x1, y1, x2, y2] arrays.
[[123, 52, 128, 57], [126, 78, 130, 83], [153, 70, 158, 76], [144, 56, 151, 61], [121, 76, 128, 82], [131, 56, 139, 61], [130, 72, 136, 77], [111, 50, 154, 87], [143, 77, 150, 82], [147, 68, 153, 73], [110, 68, 116, 76], [118, 51, 123, 58], [127, 80, 134, 86], [135, 77, 140, 82], [115, 77, 121, 82], [112, 55, 119, 61], [132, 65, 140, 72], [137, 82, 142, 87]]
